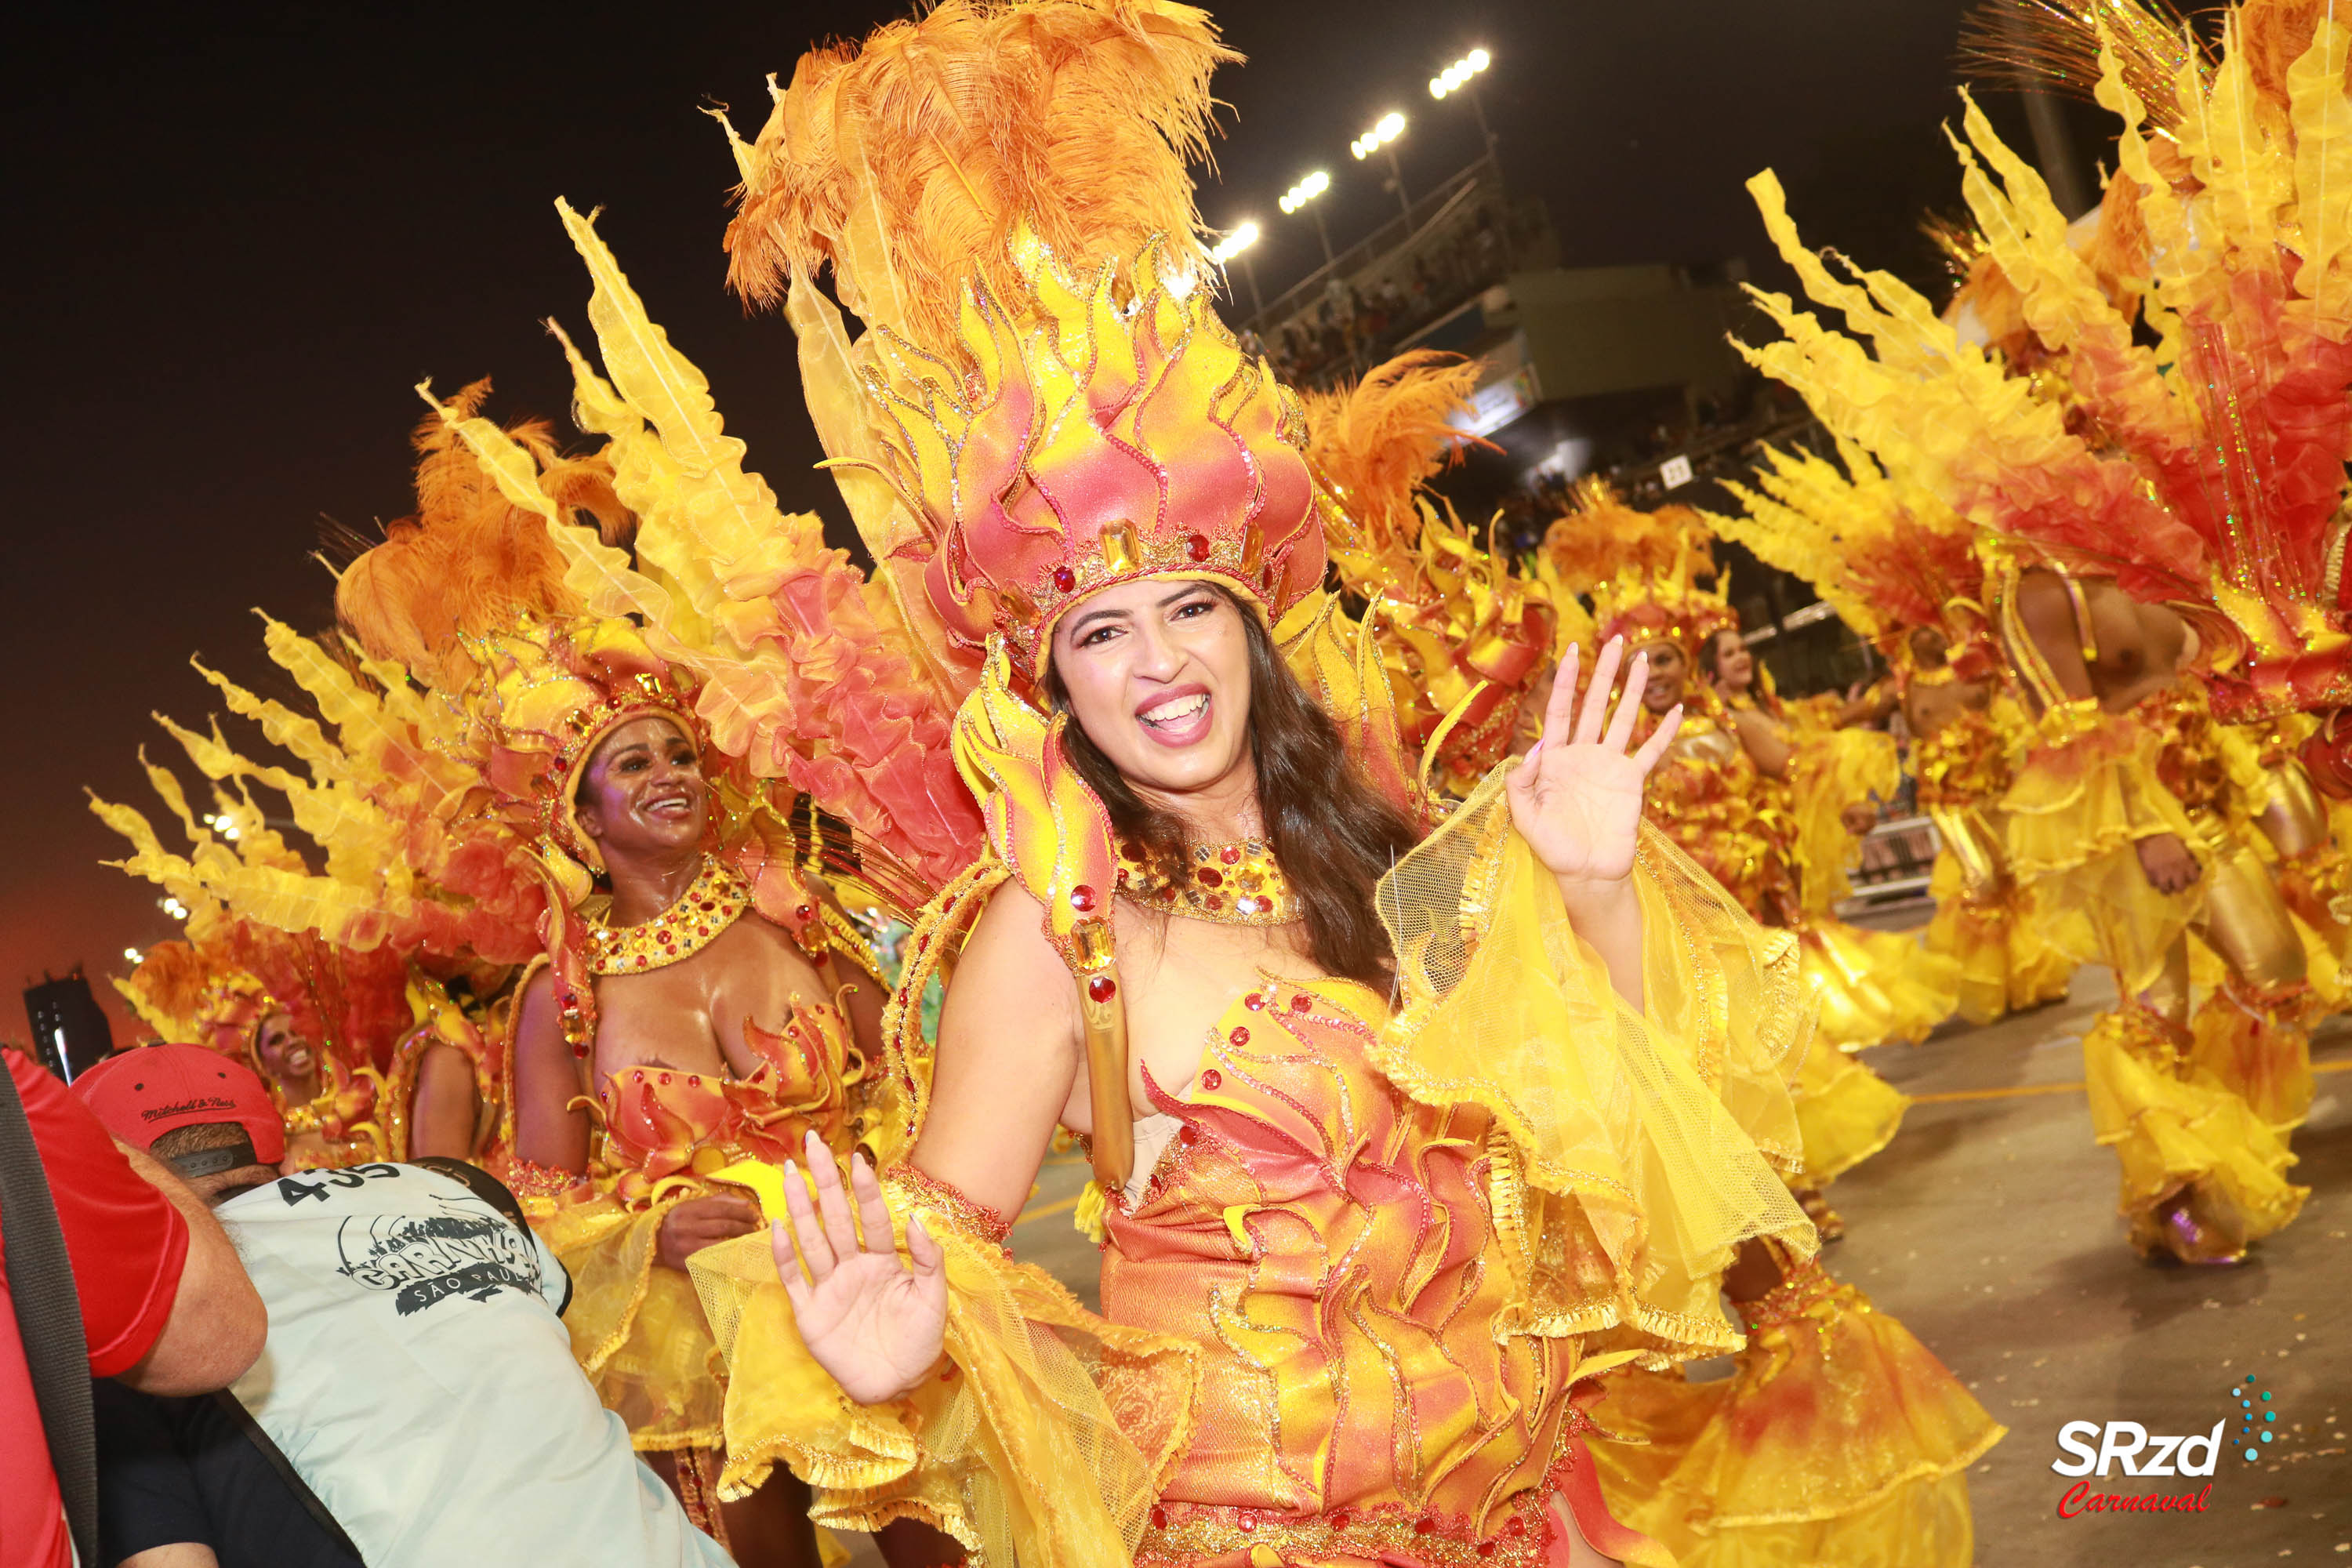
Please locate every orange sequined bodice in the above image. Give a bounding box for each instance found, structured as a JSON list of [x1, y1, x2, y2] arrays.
[[1105, 975, 1602, 1568], [1635, 706, 1795, 918], [595, 1000, 860, 1207]]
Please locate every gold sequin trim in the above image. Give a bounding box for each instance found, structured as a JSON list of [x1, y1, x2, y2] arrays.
[[884, 1164, 1011, 1247]]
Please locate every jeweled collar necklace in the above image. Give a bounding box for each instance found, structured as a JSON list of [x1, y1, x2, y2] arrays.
[[585, 857, 750, 975], [1115, 838, 1302, 927]]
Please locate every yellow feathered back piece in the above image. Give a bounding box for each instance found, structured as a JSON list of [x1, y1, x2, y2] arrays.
[[721, 0, 1232, 358], [335, 379, 632, 694], [1307, 351, 1573, 791], [1305, 350, 1483, 568]]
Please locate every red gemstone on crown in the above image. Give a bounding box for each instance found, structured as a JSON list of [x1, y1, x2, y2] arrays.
[[1053, 565, 1076, 593], [1196, 866, 1223, 887], [1221, 844, 1243, 864], [1290, 993, 1312, 1012], [1229, 1027, 1249, 1046], [1087, 975, 1117, 1003], [1244, 993, 1265, 1011], [1069, 884, 1098, 913], [1185, 533, 1211, 561], [1200, 1069, 1221, 1090], [1203, 893, 1223, 909]]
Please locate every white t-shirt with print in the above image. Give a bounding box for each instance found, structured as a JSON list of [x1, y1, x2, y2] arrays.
[[221, 1162, 731, 1568]]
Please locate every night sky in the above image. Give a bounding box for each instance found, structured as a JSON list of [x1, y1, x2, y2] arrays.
[[6, 0, 2060, 1037]]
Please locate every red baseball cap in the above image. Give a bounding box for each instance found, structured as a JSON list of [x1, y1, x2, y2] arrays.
[[74, 1044, 287, 1165]]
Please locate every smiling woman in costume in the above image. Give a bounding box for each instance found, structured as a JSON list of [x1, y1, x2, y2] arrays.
[[680, 7, 1817, 1567], [319, 397, 902, 1566]]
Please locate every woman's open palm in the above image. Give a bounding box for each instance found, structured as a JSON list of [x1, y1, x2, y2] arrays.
[[773, 1128, 948, 1406], [1506, 638, 1680, 884]]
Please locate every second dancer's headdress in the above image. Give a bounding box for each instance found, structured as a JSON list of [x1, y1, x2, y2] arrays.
[[1542, 479, 1736, 659]]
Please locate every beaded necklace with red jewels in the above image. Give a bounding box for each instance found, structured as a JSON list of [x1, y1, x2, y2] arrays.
[[582, 856, 750, 975], [1113, 839, 1302, 926]]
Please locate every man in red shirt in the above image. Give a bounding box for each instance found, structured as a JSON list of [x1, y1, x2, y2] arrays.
[[2, 1047, 266, 1568]]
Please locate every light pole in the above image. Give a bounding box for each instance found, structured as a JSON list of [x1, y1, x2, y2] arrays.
[[1210, 220, 1264, 315], [1279, 169, 1335, 266], [1351, 111, 1411, 221], [1431, 48, 1496, 172]]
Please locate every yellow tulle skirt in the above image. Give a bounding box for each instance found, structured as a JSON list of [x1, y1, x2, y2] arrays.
[[1789, 1031, 1907, 1188], [1921, 850, 2077, 1025], [1590, 1258, 2001, 1568], [2002, 724, 2203, 996], [2082, 1006, 2307, 1263], [1799, 918, 1960, 1051]]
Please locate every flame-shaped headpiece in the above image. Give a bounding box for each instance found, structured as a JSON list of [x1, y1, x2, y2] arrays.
[[848, 232, 1329, 677]]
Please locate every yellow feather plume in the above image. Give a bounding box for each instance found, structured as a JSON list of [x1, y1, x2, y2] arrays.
[[721, 0, 1234, 356]]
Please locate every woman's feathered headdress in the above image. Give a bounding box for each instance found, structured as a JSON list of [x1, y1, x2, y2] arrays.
[[1542, 480, 1735, 656]]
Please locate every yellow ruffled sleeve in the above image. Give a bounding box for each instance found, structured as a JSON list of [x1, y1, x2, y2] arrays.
[[688, 1167, 1196, 1568], [2002, 710, 2204, 993], [1787, 727, 1900, 916], [532, 1186, 728, 1452], [1372, 767, 1817, 1367]]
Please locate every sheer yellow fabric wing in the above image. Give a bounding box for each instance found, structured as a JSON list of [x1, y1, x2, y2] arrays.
[[689, 1172, 1196, 1568], [1374, 767, 1815, 1366]]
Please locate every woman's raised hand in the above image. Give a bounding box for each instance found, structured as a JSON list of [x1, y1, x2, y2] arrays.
[[773, 1127, 949, 1406], [1505, 637, 1680, 887]]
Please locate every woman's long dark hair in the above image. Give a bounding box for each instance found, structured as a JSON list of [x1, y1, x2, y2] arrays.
[[1050, 586, 1425, 990]]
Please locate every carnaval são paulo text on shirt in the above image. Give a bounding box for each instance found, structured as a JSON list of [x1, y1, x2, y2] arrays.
[[2050, 1420, 2224, 1518]]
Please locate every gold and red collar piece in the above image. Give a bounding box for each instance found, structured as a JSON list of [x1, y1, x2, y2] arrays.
[[1116, 838, 1302, 926], [585, 858, 750, 976]]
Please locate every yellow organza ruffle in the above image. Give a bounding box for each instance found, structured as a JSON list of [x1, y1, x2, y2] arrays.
[[1789, 1032, 1907, 1187], [1922, 848, 2077, 1025], [688, 1174, 1196, 1568], [1591, 1262, 2002, 1568], [2188, 989, 2315, 1133], [1787, 728, 1900, 917], [535, 1189, 726, 1452], [2003, 717, 2204, 995], [2081, 1007, 2307, 1261], [1799, 917, 1960, 1051], [1376, 768, 1817, 1363]]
